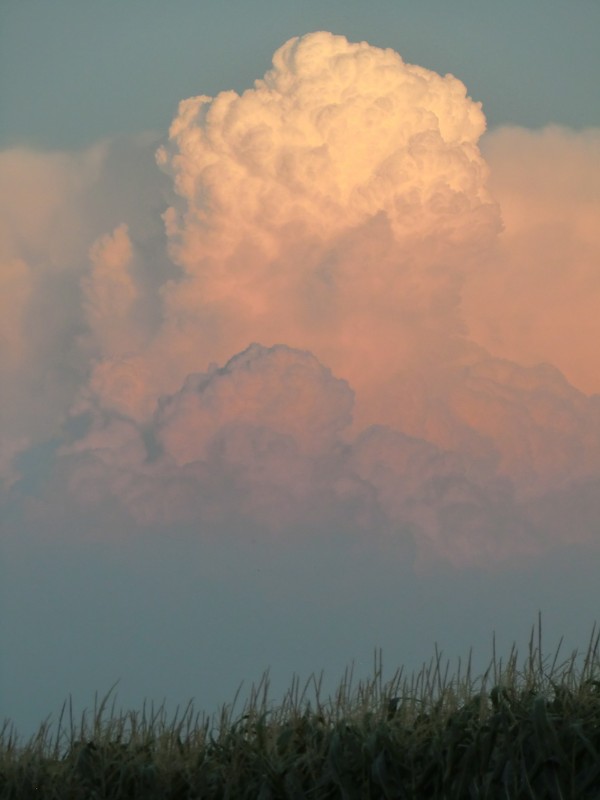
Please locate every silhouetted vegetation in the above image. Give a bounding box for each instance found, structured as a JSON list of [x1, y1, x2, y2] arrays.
[[2, 618, 600, 798]]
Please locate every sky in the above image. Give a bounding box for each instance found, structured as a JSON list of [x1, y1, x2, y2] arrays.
[[1, 0, 600, 742]]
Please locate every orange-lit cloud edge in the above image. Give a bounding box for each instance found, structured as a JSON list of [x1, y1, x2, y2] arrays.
[[1, 32, 599, 570]]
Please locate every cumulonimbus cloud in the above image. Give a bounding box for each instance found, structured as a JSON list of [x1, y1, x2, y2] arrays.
[[2, 32, 600, 568], [152, 31, 500, 418]]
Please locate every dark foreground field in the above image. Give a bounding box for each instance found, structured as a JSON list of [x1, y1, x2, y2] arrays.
[[2, 622, 600, 799]]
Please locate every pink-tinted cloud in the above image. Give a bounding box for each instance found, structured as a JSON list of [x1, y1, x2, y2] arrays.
[[0, 146, 105, 485], [56, 340, 600, 569], [0, 137, 165, 486], [2, 33, 599, 569], [464, 125, 600, 395], [82, 224, 144, 358], [61, 344, 355, 532], [152, 31, 500, 420], [156, 343, 354, 463]]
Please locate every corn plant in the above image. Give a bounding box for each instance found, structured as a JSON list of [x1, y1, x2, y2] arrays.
[[1, 617, 599, 799]]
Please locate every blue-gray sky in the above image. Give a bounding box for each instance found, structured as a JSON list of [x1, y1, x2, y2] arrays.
[[1, 0, 599, 149], [1, 1, 599, 743]]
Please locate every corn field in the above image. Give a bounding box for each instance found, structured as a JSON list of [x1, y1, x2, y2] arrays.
[[2, 620, 600, 798]]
